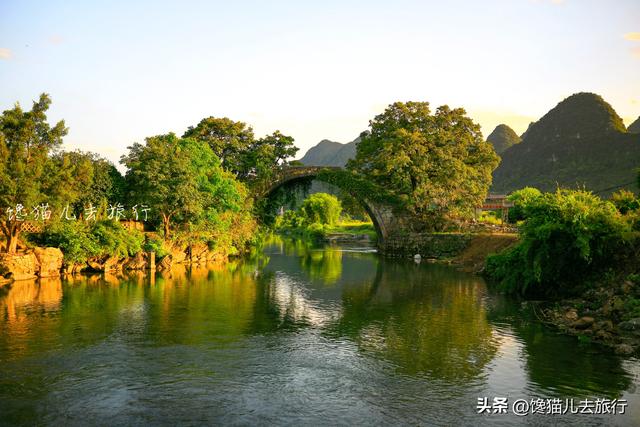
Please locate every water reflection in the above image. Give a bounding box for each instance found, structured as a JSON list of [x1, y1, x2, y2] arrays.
[[330, 262, 499, 382], [488, 298, 635, 399], [0, 236, 638, 425]]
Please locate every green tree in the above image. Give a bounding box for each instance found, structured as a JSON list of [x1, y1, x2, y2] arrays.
[[507, 187, 543, 222], [183, 117, 298, 182], [486, 189, 631, 297], [182, 117, 255, 177], [244, 130, 299, 181], [299, 193, 342, 225], [0, 94, 67, 253], [348, 101, 499, 228], [120, 133, 242, 240]]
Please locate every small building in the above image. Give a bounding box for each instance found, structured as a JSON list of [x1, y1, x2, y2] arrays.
[[475, 194, 514, 223]]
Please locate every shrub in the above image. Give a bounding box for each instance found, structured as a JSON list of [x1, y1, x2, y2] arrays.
[[306, 222, 326, 240], [143, 235, 169, 258], [91, 220, 144, 258], [36, 221, 99, 263], [485, 189, 632, 297], [36, 220, 143, 263], [507, 187, 542, 222], [611, 189, 640, 215], [299, 193, 342, 226]]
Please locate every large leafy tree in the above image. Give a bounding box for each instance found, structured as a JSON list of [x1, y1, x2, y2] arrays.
[[0, 94, 67, 253], [347, 101, 499, 228], [120, 133, 242, 240], [183, 117, 298, 182], [243, 130, 299, 181], [47, 151, 125, 218], [182, 117, 255, 177]]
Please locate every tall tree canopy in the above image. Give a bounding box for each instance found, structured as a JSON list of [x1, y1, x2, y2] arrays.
[[48, 150, 125, 217], [183, 117, 254, 176], [245, 130, 299, 180], [183, 117, 298, 182], [120, 133, 242, 239], [347, 101, 499, 228], [0, 94, 67, 253]]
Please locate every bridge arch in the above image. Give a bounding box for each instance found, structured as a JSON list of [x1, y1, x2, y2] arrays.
[[257, 166, 391, 244]]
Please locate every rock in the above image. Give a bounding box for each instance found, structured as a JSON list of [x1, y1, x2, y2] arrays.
[[594, 320, 614, 332], [170, 248, 187, 264], [157, 255, 173, 272], [0, 252, 38, 281], [618, 318, 640, 332], [33, 247, 63, 277], [571, 316, 595, 330], [564, 309, 579, 322], [188, 244, 210, 263], [615, 344, 635, 356], [124, 252, 148, 270], [86, 255, 120, 272]]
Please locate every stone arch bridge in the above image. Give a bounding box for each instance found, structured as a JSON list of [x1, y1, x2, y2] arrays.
[[256, 166, 503, 257], [256, 166, 409, 251]]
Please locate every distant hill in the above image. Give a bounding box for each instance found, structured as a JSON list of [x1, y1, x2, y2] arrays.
[[298, 137, 359, 167], [492, 92, 640, 195], [629, 116, 640, 134], [487, 124, 521, 154]]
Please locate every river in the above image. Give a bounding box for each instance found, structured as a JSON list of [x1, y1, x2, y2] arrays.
[[1, 237, 639, 426]]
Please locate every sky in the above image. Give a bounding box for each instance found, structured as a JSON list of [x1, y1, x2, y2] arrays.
[[1, 0, 639, 168]]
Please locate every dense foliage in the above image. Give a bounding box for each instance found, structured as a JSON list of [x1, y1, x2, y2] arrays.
[[298, 193, 342, 226], [611, 190, 640, 215], [120, 133, 244, 240], [275, 193, 364, 239], [507, 187, 543, 222], [0, 94, 67, 253], [347, 101, 499, 230], [277, 193, 342, 228], [0, 94, 291, 263], [485, 189, 637, 297], [35, 220, 144, 263], [183, 117, 298, 182]]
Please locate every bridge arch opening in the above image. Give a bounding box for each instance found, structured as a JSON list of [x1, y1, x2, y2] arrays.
[[257, 167, 387, 244]]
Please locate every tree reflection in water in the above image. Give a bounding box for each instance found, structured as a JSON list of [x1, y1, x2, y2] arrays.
[[0, 237, 637, 424]]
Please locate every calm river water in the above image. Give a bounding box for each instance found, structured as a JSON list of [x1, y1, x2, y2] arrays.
[[1, 237, 639, 426]]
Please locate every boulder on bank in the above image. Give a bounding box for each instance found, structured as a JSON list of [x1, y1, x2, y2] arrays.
[[124, 252, 148, 270], [86, 255, 122, 272], [0, 252, 38, 281], [157, 254, 173, 272], [0, 247, 64, 281], [33, 247, 63, 277], [571, 316, 594, 330]]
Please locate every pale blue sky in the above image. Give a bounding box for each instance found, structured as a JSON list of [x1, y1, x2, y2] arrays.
[[1, 0, 639, 167]]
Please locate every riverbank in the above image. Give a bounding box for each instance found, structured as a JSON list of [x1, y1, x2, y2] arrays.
[[536, 273, 640, 356], [0, 240, 238, 286]]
